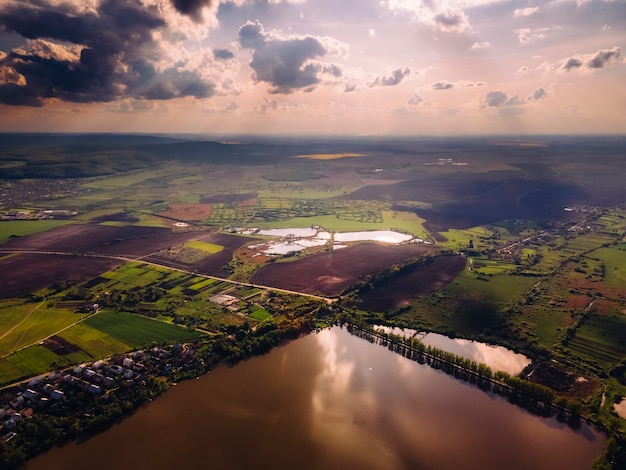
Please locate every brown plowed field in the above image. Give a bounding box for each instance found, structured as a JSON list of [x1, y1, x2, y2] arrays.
[[0, 253, 122, 299], [158, 204, 213, 221], [250, 243, 437, 296], [3, 224, 212, 257], [347, 254, 467, 311]]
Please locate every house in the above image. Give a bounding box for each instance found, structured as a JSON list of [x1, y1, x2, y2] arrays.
[[123, 369, 134, 380], [83, 368, 96, 379], [23, 389, 39, 401], [92, 360, 105, 370], [123, 357, 134, 368], [87, 384, 102, 395], [9, 396, 24, 409], [107, 364, 124, 376], [50, 390, 65, 401], [73, 364, 87, 375], [28, 376, 42, 388]]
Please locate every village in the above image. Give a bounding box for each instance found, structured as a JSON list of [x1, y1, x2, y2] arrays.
[[0, 341, 203, 445]]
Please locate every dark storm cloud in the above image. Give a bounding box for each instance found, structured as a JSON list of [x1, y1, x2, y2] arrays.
[[432, 82, 453, 90], [170, 0, 212, 22], [0, 0, 215, 106], [214, 48, 234, 60], [238, 20, 332, 94]]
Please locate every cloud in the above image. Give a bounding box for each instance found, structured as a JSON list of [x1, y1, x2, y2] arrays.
[[0, 0, 216, 106], [563, 57, 583, 71], [560, 47, 621, 72], [588, 47, 621, 68], [213, 48, 234, 60], [432, 81, 454, 90], [514, 7, 539, 18], [238, 20, 343, 94], [169, 0, 213, 23], [434, 8, 471, 33], [369, 67, 411, 87], [408, 94, 427, 106], [483, 90, 525, 107], [516, 26, 562, 44], [471, 41, 490, 49], [532, 87, 546, 100], [381, 1, 471, 33]]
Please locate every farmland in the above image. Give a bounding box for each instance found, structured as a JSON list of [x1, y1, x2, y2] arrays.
[[0, 134, 625, 467]]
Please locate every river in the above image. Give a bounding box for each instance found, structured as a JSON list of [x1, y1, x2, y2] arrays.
[[24, 326, 604, 470]]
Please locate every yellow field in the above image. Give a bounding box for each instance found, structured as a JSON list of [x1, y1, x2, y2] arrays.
[[185, 240, 224, 254], [295, 153, 367, 160]]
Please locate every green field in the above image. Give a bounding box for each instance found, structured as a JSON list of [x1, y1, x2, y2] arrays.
[[591, 246, 626, 288], [59, 322, 132, 358], [0, 220, 72, 243], [84, 310, 204, 347], [0, 302, 87, 357], [185, 240, 224, 254]]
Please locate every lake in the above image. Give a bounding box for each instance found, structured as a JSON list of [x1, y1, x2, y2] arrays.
[[374, 326, 531, 375], [24, 327, 604, 470]]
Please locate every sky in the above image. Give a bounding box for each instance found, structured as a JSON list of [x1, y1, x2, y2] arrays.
[[0, 0, 624, 136]]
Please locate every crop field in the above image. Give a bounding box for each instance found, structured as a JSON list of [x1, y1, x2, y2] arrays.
[[185, 240, 224, 254], [0, 302, 88, 357], [348, 255, 467, 312], [83, 310, 204, 348], [58, 322, 133, 358], [251, 242, 437, 296], [0, 134, 625, 443], [0, 220, 71, 243], [567, 313, 626, 367]]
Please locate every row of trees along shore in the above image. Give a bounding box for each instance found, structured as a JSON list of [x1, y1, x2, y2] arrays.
[[343, 321, 583, 425], [342, 320, 626, 469]]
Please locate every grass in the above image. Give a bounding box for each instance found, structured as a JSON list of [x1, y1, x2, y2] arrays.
[[84, 310, 204, 348], [59, 322, 131, 358], [185, 240, 224, 254], [591, 247, 626, 288], [441, 270, 536, 305], [5, 346, 62, 378], [0, 302, 87, 357], [248, 306, 271, 321], [0, 220, 71, 244]]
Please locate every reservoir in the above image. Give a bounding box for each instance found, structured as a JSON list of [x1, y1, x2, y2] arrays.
[[25, 327, 604, 470]]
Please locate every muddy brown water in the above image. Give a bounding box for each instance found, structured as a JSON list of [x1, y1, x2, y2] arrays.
[[24, 327, 604, 470]]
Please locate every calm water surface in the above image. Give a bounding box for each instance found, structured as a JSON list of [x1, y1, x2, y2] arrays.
[[25, 327, 603, 470], [375, 326, 531, 375]]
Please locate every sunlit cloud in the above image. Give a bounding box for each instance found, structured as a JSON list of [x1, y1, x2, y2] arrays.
[[516, 26, 562, 44], [513, 7, 539, 18]]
